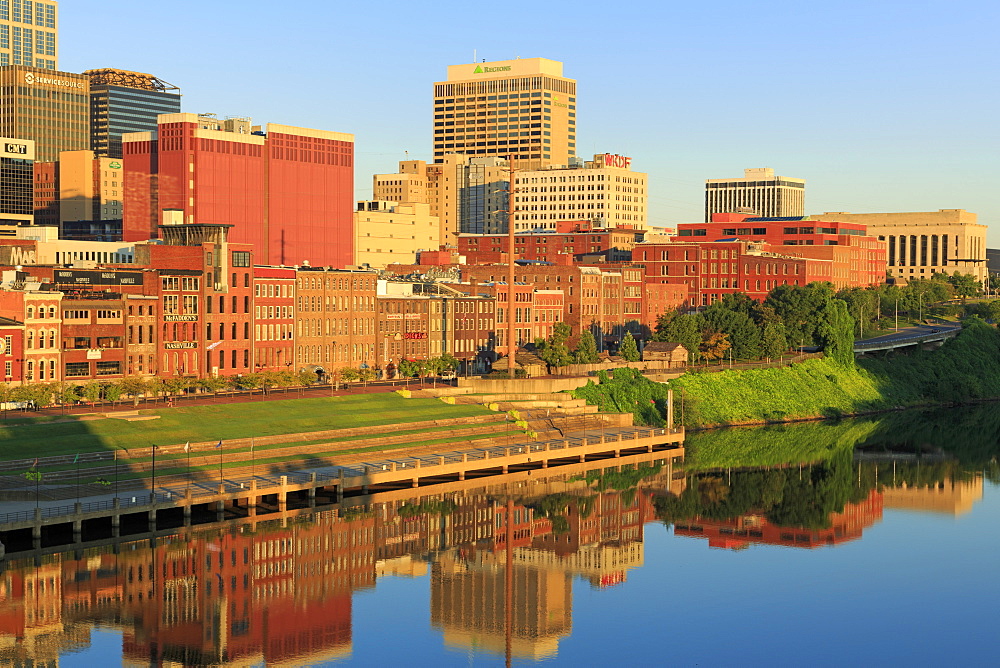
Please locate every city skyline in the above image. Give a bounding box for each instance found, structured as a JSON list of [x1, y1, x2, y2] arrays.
[[54, 1, 1000, 246]]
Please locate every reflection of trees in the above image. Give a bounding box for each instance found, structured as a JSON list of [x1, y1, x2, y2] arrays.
[[660, 451, 872, 531], [858, 404, 1000, 472], [529, 463, 664, 533]]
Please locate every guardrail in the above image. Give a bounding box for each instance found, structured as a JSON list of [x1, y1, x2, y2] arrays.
[[853, 327, 960, 350], [0, 427, 679, 526]]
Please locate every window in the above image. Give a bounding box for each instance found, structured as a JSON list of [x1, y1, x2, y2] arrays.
[[96, 361, 122, 376], [183, 296, 198, 315], [96, 310, 122, 319], [232, 251, 251, 267], [65, 362, 90, 377], [163, 296, 179, 315], [67, 337, 90, 349], [162, 277, 180, 291], [181, 277, 200, 291], [63, 310, 88, 320]]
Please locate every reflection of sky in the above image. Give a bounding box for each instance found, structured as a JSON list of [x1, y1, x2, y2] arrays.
[[39, 484, 999, 666], [60, 628, 121, 668], [560, 483, 999, 668]]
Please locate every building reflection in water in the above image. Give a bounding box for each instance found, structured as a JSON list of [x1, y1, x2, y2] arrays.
[[0, 456, 985, 666]]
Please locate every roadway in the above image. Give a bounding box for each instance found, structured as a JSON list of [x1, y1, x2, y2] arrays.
[[853, 323, 961, 353]]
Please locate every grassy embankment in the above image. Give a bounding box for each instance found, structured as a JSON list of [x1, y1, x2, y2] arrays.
[[573, 320, 1000, 429], [0, 393, 493, 461]]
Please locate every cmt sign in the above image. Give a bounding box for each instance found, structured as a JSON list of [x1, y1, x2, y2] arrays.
[[601, 154, 632, 169]]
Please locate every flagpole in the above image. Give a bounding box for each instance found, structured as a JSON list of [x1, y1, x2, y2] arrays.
[[251, 437, 255, 482], [151, 444, 156, 501]]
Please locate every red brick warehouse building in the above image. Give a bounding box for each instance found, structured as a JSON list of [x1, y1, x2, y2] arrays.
[[123, 113, 355, 268]]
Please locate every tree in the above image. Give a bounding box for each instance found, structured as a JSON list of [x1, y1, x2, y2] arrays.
[[119, 377, 149, 405], [816, 298, 855, 366], [358, 367, 377, 383], [339, 367, 359, 382], [103, 382, 124, 403], [979, 300, 1000, 324], [163, 377, 190, 395], [438, 353, 460, 371], [837, 287, 880, 338], [231, 373, 262, 390], [761, 321, 788, 358], [81, 381, 102, 404], [942, 272, 980, 300], [536, 321, 573, 367], [197, 376, 228, 395], [53, 382, 79, 405], [699, 332, 731, 361], [619, 332, 640, 361], [702, 303, 761, 359], [652, 309, 678, 338], [764, 283, 835, 348], [573, 330, 600, 364], [398, 359, 420, 377], [653, 313, 703, 363]]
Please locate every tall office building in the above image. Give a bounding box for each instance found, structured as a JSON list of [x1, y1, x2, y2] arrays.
[[124, 113, 355, 267], [433, 58, 576, 170], [33, 150, 124, 240], [84, 68, 181, 158], [373, 155, 510, 239], [705, 168, 805, 222], [0, 65, 88, 162], [511, 153, 647, 232], [0, 137, 34, 229], [0, 0, 57, 69]]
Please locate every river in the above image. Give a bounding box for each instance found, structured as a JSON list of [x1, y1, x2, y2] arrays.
[[0, 405, 996, 666]]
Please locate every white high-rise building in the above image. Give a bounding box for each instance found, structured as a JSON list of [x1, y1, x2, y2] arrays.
[[705, 168, 805, 222], [511, 153, 647, 232]]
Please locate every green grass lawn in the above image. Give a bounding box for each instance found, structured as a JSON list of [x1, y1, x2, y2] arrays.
[[0, 394, 491, 460]]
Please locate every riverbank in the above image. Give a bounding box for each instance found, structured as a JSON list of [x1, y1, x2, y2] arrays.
[[573, 320, 1000, 429]]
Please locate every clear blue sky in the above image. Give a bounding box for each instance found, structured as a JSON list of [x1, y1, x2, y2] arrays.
[[60, 0, 1000, 244]]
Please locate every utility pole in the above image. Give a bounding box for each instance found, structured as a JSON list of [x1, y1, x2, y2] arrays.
[[506, 155, 517, 375]]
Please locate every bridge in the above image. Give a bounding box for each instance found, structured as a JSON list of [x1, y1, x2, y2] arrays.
[[853, 324, 960, 355]]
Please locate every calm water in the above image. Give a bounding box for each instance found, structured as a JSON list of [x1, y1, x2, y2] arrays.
[[2, 405, 997, 667]]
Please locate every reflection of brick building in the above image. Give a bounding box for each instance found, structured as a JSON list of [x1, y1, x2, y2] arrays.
[[430, 554, 572, 661], [882, 475, 984, 516], [0, 508, 376, 667], [673, 489, 884, 550]]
